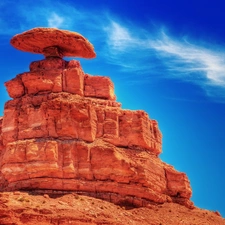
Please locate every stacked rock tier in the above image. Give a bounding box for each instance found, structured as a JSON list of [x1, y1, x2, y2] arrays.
[[0, 27, 193, 208], [0, 57, 193, 208]]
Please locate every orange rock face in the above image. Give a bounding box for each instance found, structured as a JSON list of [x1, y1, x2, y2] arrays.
[[1, 192, 225, 225], [0, 57, 193, 208], [0, 117, 3, 152], [10, 28, 96, 59], [0, 28, 193, 210]]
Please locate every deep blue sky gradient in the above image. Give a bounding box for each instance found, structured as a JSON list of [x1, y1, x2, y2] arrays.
[[0, 0, 225, 216]]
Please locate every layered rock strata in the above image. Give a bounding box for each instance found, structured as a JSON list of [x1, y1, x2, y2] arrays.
[[0, 28, 193, 209]]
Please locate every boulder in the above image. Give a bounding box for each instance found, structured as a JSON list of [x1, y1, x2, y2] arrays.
[[84, 74, 116, 100], [10, 27, 96, 59]]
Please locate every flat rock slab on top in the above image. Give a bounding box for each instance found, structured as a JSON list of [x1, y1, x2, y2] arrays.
[[10, 27, 96, 59]]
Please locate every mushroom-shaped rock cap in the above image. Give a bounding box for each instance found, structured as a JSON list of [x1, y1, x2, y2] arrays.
[[10, 27, 96, 59]]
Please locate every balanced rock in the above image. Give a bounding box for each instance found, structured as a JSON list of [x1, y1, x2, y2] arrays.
[[0, 28, 193, 208], [10, 27, 96, 58]]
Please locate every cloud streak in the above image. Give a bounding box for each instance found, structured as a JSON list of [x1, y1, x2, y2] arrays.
[[105, 21, 140, 50], [0, 0, 84, 34], [150, 32, 225, 86], [47, 12, 64, 28], [103, 21, 225, 100]]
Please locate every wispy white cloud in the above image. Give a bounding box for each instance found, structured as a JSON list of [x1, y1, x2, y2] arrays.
[[102, 21, 156, 72], [103, 20, 225, 100], [47, 12, 64, 28], [105, 21, 139, 50], [16, 1, 75, 31], [149, 32, 225, 87], [0, 0, 85, 34]]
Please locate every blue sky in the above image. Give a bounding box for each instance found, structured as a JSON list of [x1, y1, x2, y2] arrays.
[[1, 0, 225, 216]]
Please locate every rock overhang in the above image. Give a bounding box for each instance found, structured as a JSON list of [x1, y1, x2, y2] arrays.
[[10, 27, 96, 59]]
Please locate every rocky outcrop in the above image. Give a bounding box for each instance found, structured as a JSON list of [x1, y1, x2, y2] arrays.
[[1, 192, 225, 225], [0, 28, 193, 209], [10, 28, 96, 58]]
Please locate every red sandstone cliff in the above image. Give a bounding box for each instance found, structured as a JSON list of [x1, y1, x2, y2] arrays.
[[0, 28, 223, 224], [1, 55, 192, 208]]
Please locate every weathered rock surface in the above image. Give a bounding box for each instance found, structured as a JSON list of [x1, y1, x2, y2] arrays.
[[10, 27, 96, 58], [0, 57, 192, 208], [0, 192, 225, 225], [0, 116, 3, 152], [5, 58, 115, 100], [0, 28, 194, 213]]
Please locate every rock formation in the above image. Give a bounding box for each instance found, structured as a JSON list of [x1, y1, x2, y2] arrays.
[[0, 28, 193, 209], [1, 192, 225, 225], [10, 27, 96, 58]]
